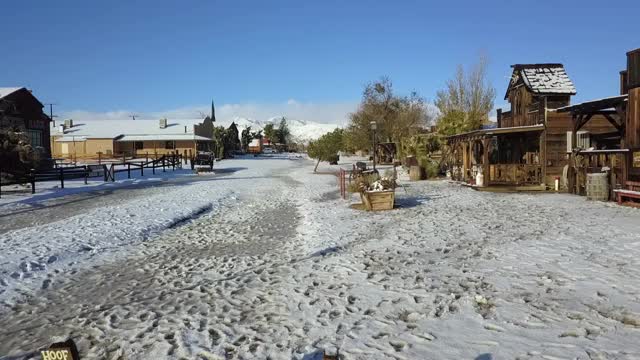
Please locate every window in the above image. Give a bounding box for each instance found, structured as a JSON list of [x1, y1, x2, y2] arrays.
[[134, 141, 144, 150], [27, 129, 42, 147], [165, 141, 175, 149]]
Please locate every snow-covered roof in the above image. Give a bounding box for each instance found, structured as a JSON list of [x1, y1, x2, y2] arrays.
[[0, 87, 24, 99], [116, 134, 212, 142], [50, 119, 210, 139], [505, 64, 576, 99]]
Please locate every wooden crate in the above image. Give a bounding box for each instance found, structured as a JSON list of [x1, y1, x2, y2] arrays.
[[362, 190, 395, 211]]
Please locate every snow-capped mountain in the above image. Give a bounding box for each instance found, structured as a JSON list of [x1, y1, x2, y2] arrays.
[[216, 117, 340, 142]]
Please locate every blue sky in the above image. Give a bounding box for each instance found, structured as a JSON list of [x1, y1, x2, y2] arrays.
[[3, 0, 639, 123]]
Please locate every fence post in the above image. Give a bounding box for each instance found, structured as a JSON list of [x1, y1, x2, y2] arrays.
[[30, 169, 36, 194], [103, 164, 108, 182], [140, 162, 144, 176], [162, 156, 166, 172], [84, 165, 88, 185], [127, 163, 131, 179], [152, 160, 156, 175], [172, 155, 175, 170], [111, 164, 115, 182], [59, 167, 65, 189]]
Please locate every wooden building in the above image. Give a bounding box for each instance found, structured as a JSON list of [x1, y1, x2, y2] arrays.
[[0, 87, 52, 159], [447, 63, 618, 190], [49, 118, 214, 160], [555, 48, 640, 198]]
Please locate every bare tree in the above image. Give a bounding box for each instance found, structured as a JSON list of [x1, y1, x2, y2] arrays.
[[435, 55, 496, 135], [344, 77, 431, 152]]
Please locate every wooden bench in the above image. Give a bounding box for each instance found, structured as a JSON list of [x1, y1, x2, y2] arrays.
[[614, 181, 640, 205]]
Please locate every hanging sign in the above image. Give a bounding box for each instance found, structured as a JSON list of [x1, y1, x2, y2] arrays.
[[634, 151, 640, 168]]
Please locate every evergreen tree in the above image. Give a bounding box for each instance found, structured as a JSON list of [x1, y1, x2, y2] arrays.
[[307, 128, 344, 172], [263, 123, 276, 144], [275, 117, 291, 144], [241, 126, 252, 152]]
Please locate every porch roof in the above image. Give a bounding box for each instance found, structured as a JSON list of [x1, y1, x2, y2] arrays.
[[446, 124, 544, 142], [555, 95, 628, 115]]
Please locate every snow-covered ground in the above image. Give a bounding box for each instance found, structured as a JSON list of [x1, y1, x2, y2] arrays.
[[0, 157, 639, 359]]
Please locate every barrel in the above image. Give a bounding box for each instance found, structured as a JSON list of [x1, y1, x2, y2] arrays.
[[409, 165, 423, 181], [586, 173, 609, 201]]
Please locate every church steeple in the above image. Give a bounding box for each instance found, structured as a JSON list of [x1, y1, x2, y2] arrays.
[[211, 100, 216, 122]]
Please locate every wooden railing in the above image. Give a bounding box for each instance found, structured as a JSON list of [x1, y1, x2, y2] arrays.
[[488, 164, 542, 185], [1, 154, 183, 197]]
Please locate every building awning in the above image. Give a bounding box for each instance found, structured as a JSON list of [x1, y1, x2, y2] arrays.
[[116, 134, 212, 142], [447, 124, 545, 142], [556, 95, 628, 114], [55, 136, 87, 142], [483, 124, 545, 135]]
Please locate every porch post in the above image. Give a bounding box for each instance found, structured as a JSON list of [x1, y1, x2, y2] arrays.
[[462, 141, 469, 182], [482, 137, 490, 186], [568, 114, 579, 194], [540, 129, 547, 186]]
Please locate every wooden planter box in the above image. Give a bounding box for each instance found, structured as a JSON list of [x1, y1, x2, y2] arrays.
[[361, 190, 395, 211]]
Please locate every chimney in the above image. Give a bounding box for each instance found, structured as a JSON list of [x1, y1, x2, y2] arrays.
[[159, 118, 167, 129], [184, 125, 187, 133], [64, 119, 73, 128]]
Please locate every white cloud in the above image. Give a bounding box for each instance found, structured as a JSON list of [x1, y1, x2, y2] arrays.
[[60, 100, 358, 127]]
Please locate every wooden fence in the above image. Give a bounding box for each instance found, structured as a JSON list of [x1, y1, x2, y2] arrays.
[[0, 154, 183, 198], [339, 168, 348, 199], [488, 164, 542, 185]]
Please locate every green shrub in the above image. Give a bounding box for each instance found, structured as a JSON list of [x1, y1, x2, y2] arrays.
[[424, 161, 440, 179]]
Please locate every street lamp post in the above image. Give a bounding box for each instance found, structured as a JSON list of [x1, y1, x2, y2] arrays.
[[370, 121, 377, 173]]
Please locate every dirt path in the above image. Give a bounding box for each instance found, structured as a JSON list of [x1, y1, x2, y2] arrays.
[[1, 163, 639, 359], [0, 168, 242, 235], [0, 170, 305, 359]]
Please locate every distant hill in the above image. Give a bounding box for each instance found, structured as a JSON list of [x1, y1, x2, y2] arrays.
[[216, 117, 340, 143]]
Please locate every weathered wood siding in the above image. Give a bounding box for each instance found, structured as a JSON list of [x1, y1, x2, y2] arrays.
[[628, 48, 640, 90], [544, 112, 619, 185], [627, 88, 640, 148]]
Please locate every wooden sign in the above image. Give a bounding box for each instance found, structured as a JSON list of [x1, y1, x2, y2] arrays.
[[41, 348, 73, 360], [41, 339, 80, 360]]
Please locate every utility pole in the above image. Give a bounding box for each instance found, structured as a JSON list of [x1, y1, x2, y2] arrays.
[[44, 103, 58, 125]]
